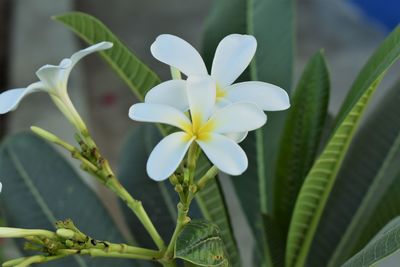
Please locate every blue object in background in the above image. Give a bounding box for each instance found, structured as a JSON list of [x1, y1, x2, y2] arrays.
[[350, 0, 399, 31]]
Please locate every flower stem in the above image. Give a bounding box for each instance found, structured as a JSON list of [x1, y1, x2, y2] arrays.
[[197, 166, 219, 189], [106, 178, 166, 250], [164, 202, 190, 259]]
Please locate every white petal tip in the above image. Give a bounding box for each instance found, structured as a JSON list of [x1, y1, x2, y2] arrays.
[[128, 105, 136, 120]]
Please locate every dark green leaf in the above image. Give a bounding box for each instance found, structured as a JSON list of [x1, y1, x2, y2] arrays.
[[196, 176, 240, 266], [0, 133, 136, 267], [175, 220, 228, 267], [231, 0, 295, 265], [286, 26, 400, 267], [272, 51, 330, 264], [201, 0, 247, 70], [335, 26, 400, 128], [54, 12, 160, 100], [318, 81, 400, 266], [341, 216, 400, 267]]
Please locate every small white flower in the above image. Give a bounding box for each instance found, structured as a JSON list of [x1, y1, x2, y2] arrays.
[[129, 76, 266, 181], [0, 42, 113, 130], [145, 34, 290, 112]]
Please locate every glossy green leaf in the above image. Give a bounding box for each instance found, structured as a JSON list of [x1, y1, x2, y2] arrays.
[[286, 26, 400, 267], [0, 133, 136, 267], [54, 12, 160, 100], [308, 81, 400, 267], [341, 216, 400, 267], [272, 51, 330, 265], [175, 220, 228, 267]]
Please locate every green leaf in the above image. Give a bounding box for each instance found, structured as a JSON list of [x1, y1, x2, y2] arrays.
[[118, 124, 176, 250], [335, 26, 400, 128], [341, 216, 400, 267], [0, 133, 136, 267], [175, 220, 228, 267], [285, 26, 400, 267], [196, 175, 241, 266], [233, 0, 295, 265], [320, 81, 400, 266], [201, 0, 247, 69], [271, 51, 330, 264], [247, 0, 295, 213], [54, 12, 160, 100]]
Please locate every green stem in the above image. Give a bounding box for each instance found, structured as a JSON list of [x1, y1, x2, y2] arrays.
[[107, 179, 165, 250], [164, 203, 190, 260], [197, 166, 219, 189], [80, 249, 158, 260], [3, 255, 66, 267]]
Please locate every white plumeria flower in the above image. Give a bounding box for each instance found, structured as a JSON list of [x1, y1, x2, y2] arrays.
[[129, 76, 267, 181], [145, 34, 290, 112], [0, 42, 113, 130]]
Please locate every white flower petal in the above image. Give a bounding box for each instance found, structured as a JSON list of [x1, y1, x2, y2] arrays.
[[211, 34, 257, 87], [196, 133, 248, 175], [0, 82, 44, 114], [129, 103, 191, 130], [151, 34, 208, 76], [226, 81, 290, 111], [187, 76, 216, 124], [70, 42, 113, 68], [36, 42, 113, 93], [36, 62, 71, 93], [147, 131, 193, 181], [224, 132, 248, 143], [145, 80, 189, 111], [209, 102, 266, 133]]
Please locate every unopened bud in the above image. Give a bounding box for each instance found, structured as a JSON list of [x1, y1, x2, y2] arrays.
[[65, 239, 74, 247], [175, 184, 183, 193], [31, 126, 75, 152], [169, 175, 179, 185], [189, 185, 197, 194], [56, 229, 75, 239]]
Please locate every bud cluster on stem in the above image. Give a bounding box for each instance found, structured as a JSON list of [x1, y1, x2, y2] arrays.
[[0, 219, 162, 267]]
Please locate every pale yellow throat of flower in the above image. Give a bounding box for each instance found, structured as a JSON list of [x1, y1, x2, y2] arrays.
[[179, 113, 216, 142], [216, 83, 227, 101]]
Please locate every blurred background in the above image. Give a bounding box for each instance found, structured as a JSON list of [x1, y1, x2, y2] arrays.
[[0, 0, 399, 266]]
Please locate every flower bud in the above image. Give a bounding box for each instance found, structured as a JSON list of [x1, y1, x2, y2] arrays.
[[56, 229, 75, 239]]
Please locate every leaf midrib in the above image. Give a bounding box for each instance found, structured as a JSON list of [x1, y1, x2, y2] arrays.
[[328, 127, 400, 266], [5, 143, 88, 267]]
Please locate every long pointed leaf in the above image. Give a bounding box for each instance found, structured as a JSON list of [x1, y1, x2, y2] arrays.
[[286, 26, 400, 267], [243, 0, 295, 265], [54, 12, 160, 100], [272, 51, 330, 265], [307, 80, 400, 266], [341, 216, 400, 267], [321, 83, 400, 266]]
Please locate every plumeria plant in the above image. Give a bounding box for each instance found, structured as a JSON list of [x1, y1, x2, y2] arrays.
[[0, 2, 400, 267]]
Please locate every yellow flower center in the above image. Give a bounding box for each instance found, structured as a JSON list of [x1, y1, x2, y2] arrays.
[[179, 112, 216, 142]]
